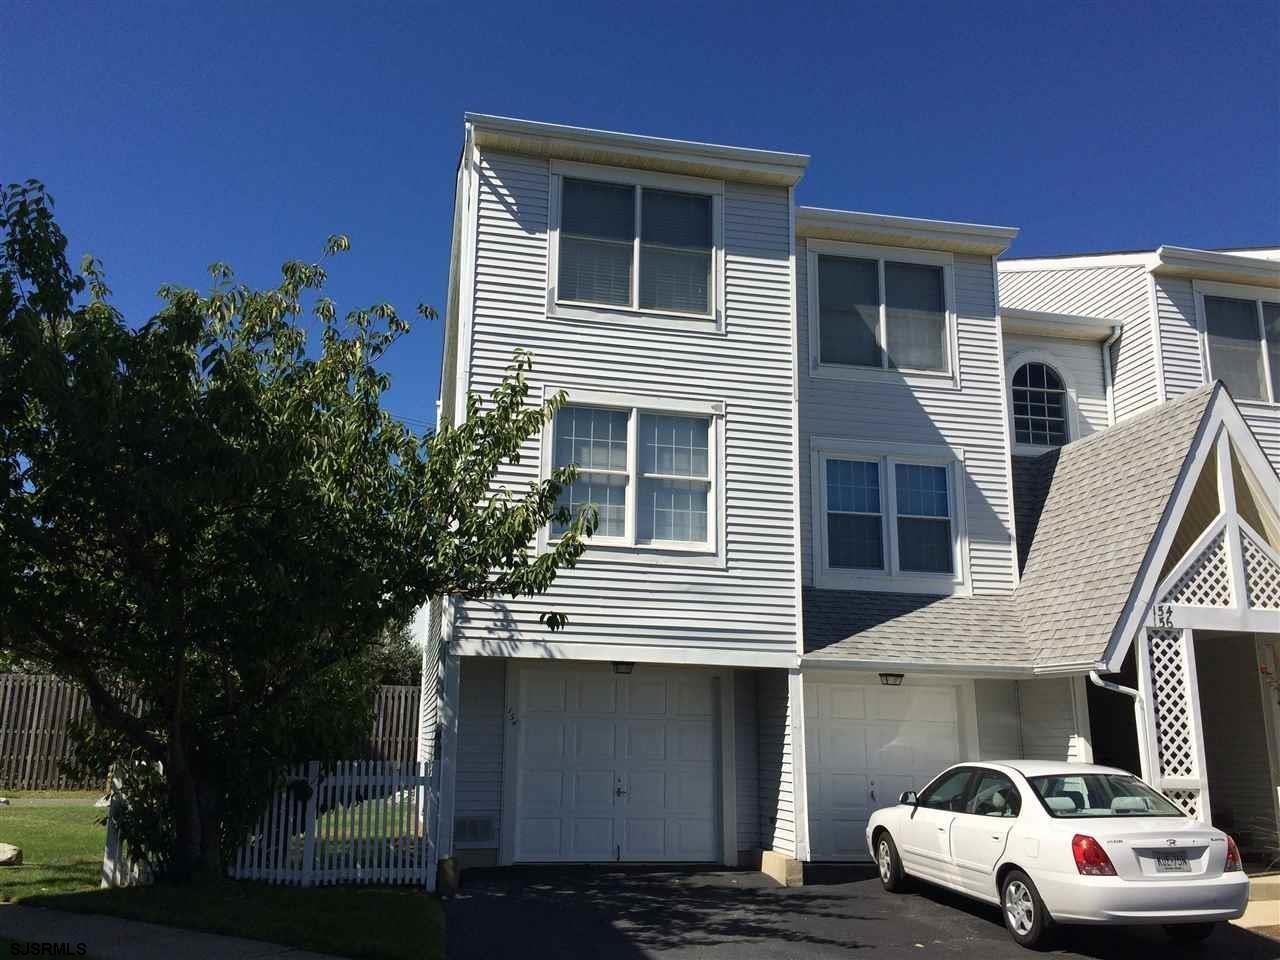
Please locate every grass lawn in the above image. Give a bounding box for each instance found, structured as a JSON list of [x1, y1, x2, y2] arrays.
[[0, 799, 443, 960], [0, 802, 105, 900]]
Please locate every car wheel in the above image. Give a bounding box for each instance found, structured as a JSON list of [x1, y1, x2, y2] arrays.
[[1001, 869, 1051, 949], [1163, 922, 1216, 943], [875, 832, 908, 893]]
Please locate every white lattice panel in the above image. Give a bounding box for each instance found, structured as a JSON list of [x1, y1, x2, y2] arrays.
[[1164, 788, 1201, 820], [1242, 531, 1280, 610], [1161, 531, 1232, 607], [1148, 630, 1197, 780]]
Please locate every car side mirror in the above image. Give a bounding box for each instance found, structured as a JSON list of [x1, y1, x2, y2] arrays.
[[899, 791, 918, 806]]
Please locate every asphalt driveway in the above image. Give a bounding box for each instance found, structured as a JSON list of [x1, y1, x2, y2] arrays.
[[445, 864, 1279, 959]]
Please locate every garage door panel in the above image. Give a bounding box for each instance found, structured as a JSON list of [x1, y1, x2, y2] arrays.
[[574, 720, 616, 761], [807, 680, 961, 862], [524, 674, 567, 712], [514, 665, 720, 863], [572, 818, 615, 859], [673, 720, 713, 760], [521, 770, 564, 808], [517, 818, 563, 858], [624, 720, 667, 761], [628, 679, 669, 715], [522, 719, 565, 762], [573, 676, 618, 714], [675, 680, 714, 716]]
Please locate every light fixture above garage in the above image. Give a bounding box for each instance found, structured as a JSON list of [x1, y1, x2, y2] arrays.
[[878, 672, 905, 686], [612, 662, 635, 675]]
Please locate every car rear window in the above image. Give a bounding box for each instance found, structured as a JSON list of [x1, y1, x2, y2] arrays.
[[1027, 773, 1185, 818]]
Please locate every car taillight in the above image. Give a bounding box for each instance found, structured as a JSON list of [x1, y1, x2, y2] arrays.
[[1072, 834, 1117, 876], [1225, 836, 1243, 873]]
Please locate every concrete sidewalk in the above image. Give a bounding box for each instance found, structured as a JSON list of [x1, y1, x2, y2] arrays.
[[0, 904, 345, 959]]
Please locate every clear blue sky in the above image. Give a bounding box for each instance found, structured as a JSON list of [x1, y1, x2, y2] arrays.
[[5, 0, 1278, 428]]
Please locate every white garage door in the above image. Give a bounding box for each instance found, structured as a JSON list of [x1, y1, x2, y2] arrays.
[[512, 664, 719, 863], [806, 680, 961, 861]]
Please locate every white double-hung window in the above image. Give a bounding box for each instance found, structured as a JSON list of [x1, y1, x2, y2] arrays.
[[1195, 281, 1280, 404], [813, 440, 968, 594], [548, 393, 721, 555], [549, 162, 723, 328], [807, 240, 957, 383]]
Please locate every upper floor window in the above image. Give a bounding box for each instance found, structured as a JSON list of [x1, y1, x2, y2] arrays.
[[1011, 362, 1068, 447], [1200, 291, 1280, 403], [551, 164, 723, 327], [550, 401, 717, 551], [809, 241, 955, 381], [814, 441, 967, 594]]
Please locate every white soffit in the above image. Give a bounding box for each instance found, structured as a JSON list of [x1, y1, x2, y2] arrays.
[[797, 206, 1018, 256], [1152, 245, 1280, 288], [1000, 308, 1116, 341]]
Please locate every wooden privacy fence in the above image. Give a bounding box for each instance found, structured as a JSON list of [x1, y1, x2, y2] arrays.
[[228, 761, 436, 889], [369, 685, 420, 764], [0, 674, 101, 790], [1, 675, 421, 791]]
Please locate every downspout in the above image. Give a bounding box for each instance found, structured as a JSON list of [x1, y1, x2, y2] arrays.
[[1101, 326, 1121, 427], [1089, 670, 1152, 781]]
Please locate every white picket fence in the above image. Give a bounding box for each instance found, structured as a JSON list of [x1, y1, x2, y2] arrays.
[[103, 760, 437, 891], [230, 761, 436, 890]]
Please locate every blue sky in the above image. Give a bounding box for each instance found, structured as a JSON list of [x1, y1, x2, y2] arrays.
[[5, 0, 1277, 428]]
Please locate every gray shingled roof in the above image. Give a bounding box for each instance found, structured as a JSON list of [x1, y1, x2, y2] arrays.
[[1017, 383, 1216, 668], [804, 383, 1219, 672]]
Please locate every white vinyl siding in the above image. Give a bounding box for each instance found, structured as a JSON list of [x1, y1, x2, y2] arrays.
[[799, 242, 1016, 594], [1016, 678, 1089, 763], [456, 151, 796, 658], [1155, 277, 1206, 399], [1241, 402, 1280, 472], [416, 599, 445, 766], [756, 669, 796, 856], [999, 265, 1155, 421], [453, 658, 508, 847], [974, 679, 1023, 759], [734, 669, 760, 852], [1003, 333, 1111, 440]]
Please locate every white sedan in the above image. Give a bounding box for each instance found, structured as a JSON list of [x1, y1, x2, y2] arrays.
[[865, 760, 1249, 948]]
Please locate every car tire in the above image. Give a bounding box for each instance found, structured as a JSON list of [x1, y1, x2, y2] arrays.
[[874, 831, 909, 893], [1000, 869, 1052, 949], [1163, 922, 1216, 943]]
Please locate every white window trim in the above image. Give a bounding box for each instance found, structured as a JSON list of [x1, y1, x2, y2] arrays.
[[810, 437, 970, 595], [546, 160, 726, 334], [1004, 351, 1081, 456], [1193, 279, 1280, 406], [806, 239, 960, 389], [538, 386, 727, 568]]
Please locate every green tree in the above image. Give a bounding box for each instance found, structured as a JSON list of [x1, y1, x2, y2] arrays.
[[0, 181, 595, 879]]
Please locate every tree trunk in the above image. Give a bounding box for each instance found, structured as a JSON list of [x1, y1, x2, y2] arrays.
[[166, 750, 224, 881]]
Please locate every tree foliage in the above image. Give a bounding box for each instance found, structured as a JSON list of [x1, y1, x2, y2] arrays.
[[0, 180, 595, 878]]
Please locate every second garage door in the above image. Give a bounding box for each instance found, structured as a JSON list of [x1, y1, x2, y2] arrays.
[[510, 663, 719, 863], [806, 680, 961, 860]]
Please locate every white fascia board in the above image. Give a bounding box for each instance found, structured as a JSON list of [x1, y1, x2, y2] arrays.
[[999, 251, 1157, 273], [797, 206, 1018, 256], [465, 112, 810, 187], [1000, 307, 1117, 341], [1153, 245, 1280, 288], [449, 638, 800, 670], [801, 656, 1033, 679]]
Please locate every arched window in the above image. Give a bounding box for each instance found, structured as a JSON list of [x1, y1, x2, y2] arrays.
[[1012, 362, 1068, 447]]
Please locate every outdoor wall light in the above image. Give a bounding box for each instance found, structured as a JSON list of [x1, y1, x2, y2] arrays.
[[612, 662, 635, 675], [878, 672, 905, 686]]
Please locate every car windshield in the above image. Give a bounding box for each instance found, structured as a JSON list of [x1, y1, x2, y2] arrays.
[[1027, 773, 1186, 818]]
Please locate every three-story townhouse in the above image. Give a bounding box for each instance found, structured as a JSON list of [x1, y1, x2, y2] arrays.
[[419, 115, 1280, 883], [998, 247, 1280, 865]]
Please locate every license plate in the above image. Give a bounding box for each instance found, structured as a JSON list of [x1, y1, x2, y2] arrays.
[[1155, 853, 1190, 873]]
